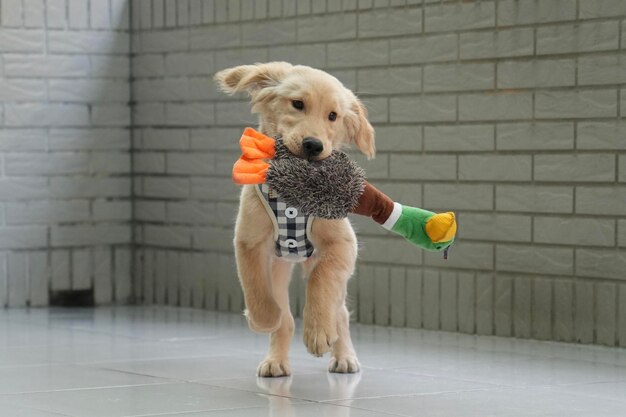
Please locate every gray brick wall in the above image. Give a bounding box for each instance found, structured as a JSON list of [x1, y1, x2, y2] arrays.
[[130, 0, 626, 347], [3, 0, 624, 347], [0, 0, 132, 307]]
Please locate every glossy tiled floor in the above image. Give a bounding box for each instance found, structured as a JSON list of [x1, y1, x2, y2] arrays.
[[0, 306, 625, 416]]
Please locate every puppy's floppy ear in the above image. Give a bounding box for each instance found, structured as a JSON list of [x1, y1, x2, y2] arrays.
[[347, 98, 376, 159], [214, 62, 293, 95]]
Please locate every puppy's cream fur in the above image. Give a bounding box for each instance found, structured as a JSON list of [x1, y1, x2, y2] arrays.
[[215, 62, 375, 377]]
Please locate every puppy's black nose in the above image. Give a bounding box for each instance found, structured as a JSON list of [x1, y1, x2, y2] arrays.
[[302, 137, 323, 158]]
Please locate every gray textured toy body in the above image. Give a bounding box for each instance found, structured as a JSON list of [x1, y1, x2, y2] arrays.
[[266, 139, 366, 219]]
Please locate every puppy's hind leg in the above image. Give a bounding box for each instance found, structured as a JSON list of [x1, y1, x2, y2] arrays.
[[258, 258, 295, 377], [329, 304, 360, 373]]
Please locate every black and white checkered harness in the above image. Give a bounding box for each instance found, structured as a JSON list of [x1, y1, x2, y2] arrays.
[[256, 183, 315, 261]]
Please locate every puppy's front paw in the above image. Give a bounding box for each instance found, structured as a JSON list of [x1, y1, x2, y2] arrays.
[[257, 357, 291, 377], [244, 300, 282, 333], [303, 312, 338, 357], [329, 355, 360, 373]]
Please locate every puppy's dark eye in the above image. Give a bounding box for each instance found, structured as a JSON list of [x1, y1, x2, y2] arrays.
[[328, 111, 337, 121], [292, 100, 304, 110]]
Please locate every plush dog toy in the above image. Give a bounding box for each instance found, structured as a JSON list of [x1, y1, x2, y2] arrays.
[[232, 128, 457, 253]]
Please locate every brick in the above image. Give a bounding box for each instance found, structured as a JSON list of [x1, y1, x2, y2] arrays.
[[6, 153, 90, 175], [167, 201, 213, 224], [475, 272, 494, 335], [143, 177, 190, 199], [144, 225, 192, 248], [0, 129, 46, 151], [620, 220, 626, 247], [91, 56, 130, 78], [114, 248, 132, 302], [91, 0, 111, 28], [595, 282, 617, 345], [141, 129, 189, 149], [537, 22, 619, 55], [72, 249, 91, 290], [215, 101, 253, 126], [191, 177, 245, 201], [91, 152, 131, 174], [578, 54, 626, 86], [576, 186, 626, 216], [193, 226, 233, 251], [534, 217, 615, 247], [91, 105, 131, 127], [134, 103, 165, 126], [191, 24, 239, 50], [23, 0, 45, 27], [51, 178, 130, 198], [0, 178, 48, 200], [52, 225, 131, 246], [0, 226, 47, 249], [165, 52, 214, 76], [135, 201, 166, 221], [50, 31, 130, 53], [167, 153, 215, 175], [93, 200, 131, 221], [496, 245, 573, 275], [390, 155, 456, 180], [0, 79, 47, 101], [164, 0, 176, 26], [135, 153, 165, 173], [358, 7, 421, 37], [498, 0, 576, 25], [214, 47, 269, 70], [579, 0, 626, 18], [329, 69, 356, 91], [29, 252, 48, 306], [620, 156, 626, 182], [360, 236, 422, 266], [496, 185, 573, 213], [358, 67, 421, 94], [132, 54, 165, 77], [2, 0, 23, 26], [425, 125, 494, 152], [460, 28, 533, 59], [425, 2, 494, 32], [576, 249, 626, 280], [0, 29, 44, 52], [535, 90, 617, 119], [51, 250, 70, 291], [46, 0, 66, 28], [425, 241, 494, 270], [534, 154, 615, 182], [391, 34, 457, 65], [350, 152, 388, 179], [327, 40, 388, 68], [373, 126, 422, 152], [498, 59, 575, 88], [459, 155, 532, 181], [240, 19, 295, 46], [497, 122, 574, 151], [68, 0, 88, 28], [5, 103, 89, 127], [459, 92, 532, 121], [134, 79, 189, 101], [140, 29, 188, 52], [7, 253, 27, 307], [298, 13, 356, 41], [390, 96, 456, 123], [6, 201, 89, 225], [269, 44, 326, 68], [190, 127, 240, 150], [49, 80, 130, 102], [424, 63, 493, 92], [167, 103, 215, 126], [458, 213, 531, 243], [424, 184, 493, 211]]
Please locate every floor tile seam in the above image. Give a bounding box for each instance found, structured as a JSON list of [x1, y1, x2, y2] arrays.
[[0, 381, 173, 396]]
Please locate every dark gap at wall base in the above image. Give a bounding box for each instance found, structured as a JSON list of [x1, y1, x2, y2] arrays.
[[49, 290, 95, 308]]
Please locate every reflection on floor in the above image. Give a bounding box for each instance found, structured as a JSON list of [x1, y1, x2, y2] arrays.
[[0, 306, 625, 416]]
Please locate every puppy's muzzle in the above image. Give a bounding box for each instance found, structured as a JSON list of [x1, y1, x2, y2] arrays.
[[302, 137, 323, 158]]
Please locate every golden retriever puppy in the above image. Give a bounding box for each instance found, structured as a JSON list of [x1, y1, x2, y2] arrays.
[[215, 62, 374, 377]]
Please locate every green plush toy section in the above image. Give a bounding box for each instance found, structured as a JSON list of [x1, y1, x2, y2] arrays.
[[391, 206, 454, 252]]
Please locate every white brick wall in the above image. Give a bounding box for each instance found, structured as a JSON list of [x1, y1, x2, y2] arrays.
[[0, 0, 132, 307]]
